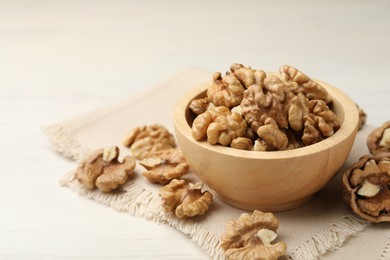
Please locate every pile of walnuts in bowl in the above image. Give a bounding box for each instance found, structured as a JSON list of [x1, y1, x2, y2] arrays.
[[190, 64, 341, 151]]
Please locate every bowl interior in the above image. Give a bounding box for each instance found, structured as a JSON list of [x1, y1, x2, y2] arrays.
[[178, 80, 357, 160]]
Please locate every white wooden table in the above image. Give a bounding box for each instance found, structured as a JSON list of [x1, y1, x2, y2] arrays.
[[1, 1, 389, 259]]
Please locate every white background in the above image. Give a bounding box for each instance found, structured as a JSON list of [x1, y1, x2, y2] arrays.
[[1, 0, 389, 259]]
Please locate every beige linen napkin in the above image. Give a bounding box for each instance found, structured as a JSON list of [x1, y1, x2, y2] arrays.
[[43, 67, 390, 260]]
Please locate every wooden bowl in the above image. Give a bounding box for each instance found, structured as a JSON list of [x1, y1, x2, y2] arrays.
[[173, 78, 359, 211]]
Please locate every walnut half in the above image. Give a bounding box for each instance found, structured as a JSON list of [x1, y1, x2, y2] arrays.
[[207, 71, 245, 108], [367, 121, 390, 155], [75, 146, 136, 192], [192, 104, 247, 146], [342, 155, 390, 223], [122, 124, 176, 160], [356, 104, 367, 131], [158, 179, 213, 219], [220, 210, 287, 260], [139, 148, 189, 184]]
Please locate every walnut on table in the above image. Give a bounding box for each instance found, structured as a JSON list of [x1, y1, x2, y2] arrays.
[[192, 104, 247, 146], [367, 121, 390, 155], [122, 124, 176, 160], [342, 155, 390, 223], [158, 179, 213, 219], [75, 146, 136, 192], [139, 148, 189, 184], [220, 210, 287, 260], [356, 104, 367, 130]]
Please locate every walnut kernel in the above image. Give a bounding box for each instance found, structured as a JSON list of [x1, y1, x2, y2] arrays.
[[139, 148, 189, 184], [192, 105, 247, 146], [158, 179, 213, 218], [123, 124, 176, 160], [231, 137, 253, 150], [357, 179, 380, 197], [367, 121, 390, 155], [256, 118, 288, 151], [342, 155, 390, 223], [280, 65, 332, 103], [207, 72, 245, 108], [220, 210, 287, 260], [357, 105, 367, 130], [103, 146, 119, 162], [379, 128, 390, 148], [230, 63, 266, 89], [75, 147, 136, 192], [189, 97, 210, 115]]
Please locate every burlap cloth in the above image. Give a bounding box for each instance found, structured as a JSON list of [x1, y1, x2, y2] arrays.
[[43, 68, 390, 260]]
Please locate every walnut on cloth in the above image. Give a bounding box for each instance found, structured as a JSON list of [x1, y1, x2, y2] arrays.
[[367, 121, 390, 155], [192, 104, 247, 146], [75, 146, 136, 192], [158, 179, 213, 219], [220, 210, 287, 260], [122, 124, 176, 160], [342, 155, 390, 223], [139, 148, 189, 184]]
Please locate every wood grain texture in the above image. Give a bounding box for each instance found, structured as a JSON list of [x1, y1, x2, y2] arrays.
[[0, 0, 389, 259]]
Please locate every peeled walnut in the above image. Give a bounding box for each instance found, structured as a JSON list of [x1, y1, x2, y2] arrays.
[[220, 210, 287, 260], [241, 75, 289, 131], [342, 155, 390, 223], [256, 117, 288, 151], [309, 100, 340, 133], [75, 146, 136, 192], [192, 104, 247, 146], [241, 73, 312, 134], [139, 148, 189, 184], [301, 100, 340, 146], [189, 97, 210, 115], [158, 179, 213, 218], [280, 65, 332, 104], [230, 63, 267, 89], [231, 137, 253, 150], [207, 72, 245, 108], [288, 92, 310, 131], [367, 121, 390, 155], [123, 124, 176, 160]]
